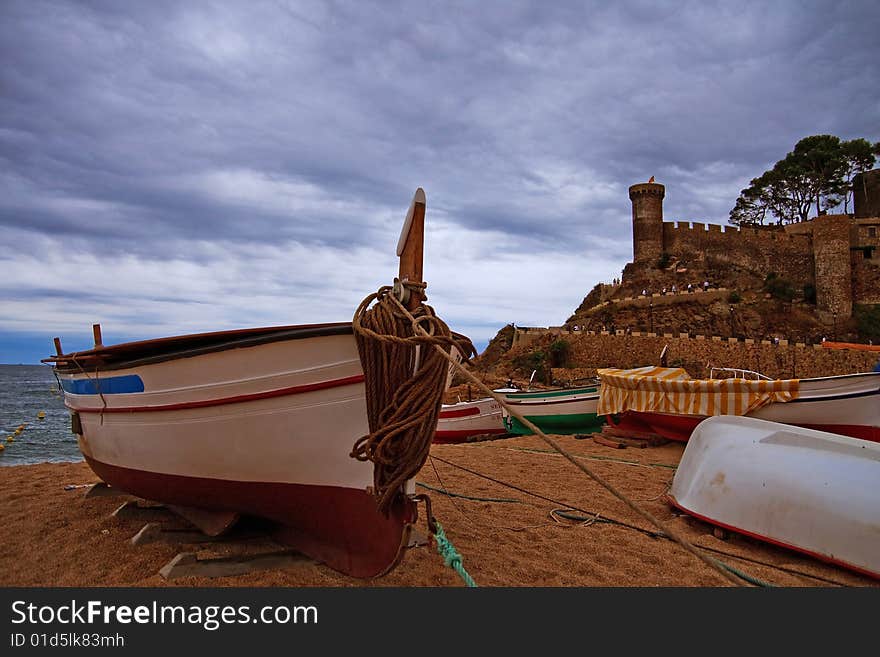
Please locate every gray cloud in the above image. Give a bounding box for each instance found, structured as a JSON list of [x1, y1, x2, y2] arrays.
[[1, 0, 878, 361]]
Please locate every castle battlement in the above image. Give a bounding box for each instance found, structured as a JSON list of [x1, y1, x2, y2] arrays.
[[628, 174, 880, 325], [628, 183, 665, 199]]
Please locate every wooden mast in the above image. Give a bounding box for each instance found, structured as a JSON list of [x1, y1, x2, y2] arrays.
[[396, 188, 426, 310]]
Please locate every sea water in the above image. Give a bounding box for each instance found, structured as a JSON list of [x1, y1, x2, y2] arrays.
[[0, 364, 82, 465]]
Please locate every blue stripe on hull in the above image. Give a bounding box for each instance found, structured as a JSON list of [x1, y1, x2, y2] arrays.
[[61, 375, 145, 394]]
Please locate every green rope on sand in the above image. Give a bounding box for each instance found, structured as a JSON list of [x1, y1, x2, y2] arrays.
[[712, 558, 776, 588], [433, 521, 477, 587]]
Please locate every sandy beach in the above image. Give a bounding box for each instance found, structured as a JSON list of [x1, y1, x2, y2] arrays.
[[0, 433, 875, 588]]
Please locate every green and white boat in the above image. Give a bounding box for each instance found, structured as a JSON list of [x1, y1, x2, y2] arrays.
[[500, 382, 604, 435]]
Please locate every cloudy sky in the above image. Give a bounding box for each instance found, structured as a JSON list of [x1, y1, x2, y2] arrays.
[[2, 0, 878, 363]]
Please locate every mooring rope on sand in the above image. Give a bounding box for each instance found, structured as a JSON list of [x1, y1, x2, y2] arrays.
[[381, 291, 746, 587], [433, 520, 478, 587], [416, 481, 522, 504]]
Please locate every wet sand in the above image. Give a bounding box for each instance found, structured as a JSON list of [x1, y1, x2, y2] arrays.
[[0, 435, 875, 588]]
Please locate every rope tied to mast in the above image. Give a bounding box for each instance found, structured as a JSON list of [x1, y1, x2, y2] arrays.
[[351, 280, 475, 515]]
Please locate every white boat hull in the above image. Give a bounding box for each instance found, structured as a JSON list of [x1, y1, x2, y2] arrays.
[[435, 397, 506, 443], [604, 370, 880, 443], [669, 415, 880, 579], [500, 386, 604, 435], [53, 324, 418, 578]]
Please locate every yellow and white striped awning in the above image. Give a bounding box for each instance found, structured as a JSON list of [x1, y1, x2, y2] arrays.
[[596, 366, 800, 417]]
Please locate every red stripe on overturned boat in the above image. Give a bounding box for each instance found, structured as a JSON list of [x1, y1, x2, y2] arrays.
[[70, 374, 366, 414], [84, 455, 416, 579], [667, 493, 880, 580]]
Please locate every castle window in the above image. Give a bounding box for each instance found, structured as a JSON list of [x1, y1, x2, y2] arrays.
[[870, 226, 877, 237]]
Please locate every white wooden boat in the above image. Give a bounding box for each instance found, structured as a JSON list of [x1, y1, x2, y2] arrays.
[[668, 415, 880, 580], [598, 366, 880, 443], [43, 189, 468, 579], [435, 396, 506, 443], [500, 383, 604, 435]]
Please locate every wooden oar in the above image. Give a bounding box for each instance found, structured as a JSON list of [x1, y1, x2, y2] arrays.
[[396, 188, 426, 310]]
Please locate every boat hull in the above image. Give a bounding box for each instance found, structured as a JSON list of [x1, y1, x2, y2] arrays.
[[501, 386, 603, 435], [668, 416, 880, 579], [54, 325, 418, 578], [434, 397, 506, 443], [605, 371, 880, 443], [84, 455, 414, 578]]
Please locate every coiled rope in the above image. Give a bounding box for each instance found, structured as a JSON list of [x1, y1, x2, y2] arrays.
[[351, 281, 475, 515]]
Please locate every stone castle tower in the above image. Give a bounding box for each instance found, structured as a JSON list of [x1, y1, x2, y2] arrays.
[[626, 172, 880, 327], [812, 214, 853, 323], [629, 181, 665, 262]]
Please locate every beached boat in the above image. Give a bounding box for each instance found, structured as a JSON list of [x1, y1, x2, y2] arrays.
[[500, 383, 604, 435], [597, 366, 880, 443], [668, 415, 880, 579], [43, 189, 471, 579], [435, 396, 507, 443]]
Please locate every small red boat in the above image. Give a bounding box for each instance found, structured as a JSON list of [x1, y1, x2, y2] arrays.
[[434, 396, 507, 443]]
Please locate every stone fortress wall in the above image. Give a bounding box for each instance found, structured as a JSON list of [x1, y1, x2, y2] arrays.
[[510, 326, 879, 380], [628, 169, 880, 324], [661, 221, 815, 285]]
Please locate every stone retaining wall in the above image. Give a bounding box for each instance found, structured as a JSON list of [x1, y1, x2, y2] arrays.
[[512, 328, 878, 380]]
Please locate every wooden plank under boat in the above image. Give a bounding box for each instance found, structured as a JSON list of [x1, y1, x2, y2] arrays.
[[668, 415, 880, 580], [598, 366, 880, 443], [43, 188, 463, 579]]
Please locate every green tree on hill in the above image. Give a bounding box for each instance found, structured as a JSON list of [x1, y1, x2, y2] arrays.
[[842, 138, 880, 213], [729, 135, 880, 226]]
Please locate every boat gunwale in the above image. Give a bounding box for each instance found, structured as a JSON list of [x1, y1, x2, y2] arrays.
[[501, 386, 599, 400], [797, 370, 880, 384], [503, 395, 599, 408], [788, 385, 880, 403], [46, 322, 354, 373], [617, 370, 880, 386]]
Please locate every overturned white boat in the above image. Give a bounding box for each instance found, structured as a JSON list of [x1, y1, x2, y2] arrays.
[[668, 415, 880, 580]]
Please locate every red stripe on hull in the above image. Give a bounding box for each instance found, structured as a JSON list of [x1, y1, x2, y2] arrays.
[[611, 412, 880, 443], [606, 412, 696, 442], [433, 428, 507, 444], [667, 495, 879, 580], [795, 423, 879, 443], [83, 456, 416, 579], [71, 374, 366, 414], [439, 406, 481, 419]]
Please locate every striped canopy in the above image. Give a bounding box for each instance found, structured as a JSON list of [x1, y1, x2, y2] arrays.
[[596, 366, 800, 417]]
